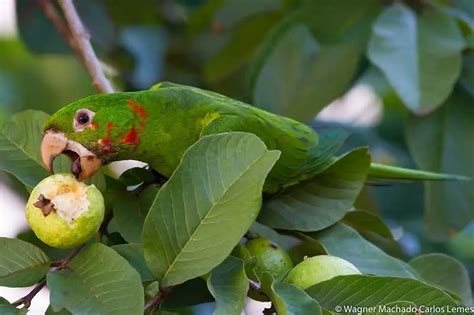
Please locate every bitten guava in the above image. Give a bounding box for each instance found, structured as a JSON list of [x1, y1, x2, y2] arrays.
[[25, 173, 104, 248], [285, 255, 361, 289]]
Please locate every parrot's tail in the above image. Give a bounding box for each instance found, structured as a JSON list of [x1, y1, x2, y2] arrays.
[[298, 128, 470, 183], [366, 163, 471, 182]]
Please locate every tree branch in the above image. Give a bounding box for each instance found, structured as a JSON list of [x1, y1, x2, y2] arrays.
[[38, 0, 114, 93], [12, 245, 85, 309], [12, 280, 46, 309]]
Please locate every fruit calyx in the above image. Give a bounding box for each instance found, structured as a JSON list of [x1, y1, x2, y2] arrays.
[[33, 194, 54, 216]]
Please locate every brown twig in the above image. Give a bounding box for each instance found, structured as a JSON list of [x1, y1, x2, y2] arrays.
[[37, 0, 114, 93], [54, 244, 85, 269], [13, 245, 85, 309], [12, 280, 46, 309], [57, 0, 114, 93]]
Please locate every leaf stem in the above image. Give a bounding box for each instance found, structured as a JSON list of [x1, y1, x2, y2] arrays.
[[37, 0, 114, 93], [144, 287, 173, 313]]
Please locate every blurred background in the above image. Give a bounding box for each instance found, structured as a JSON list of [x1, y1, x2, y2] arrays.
[[0, 0, 473, 313]]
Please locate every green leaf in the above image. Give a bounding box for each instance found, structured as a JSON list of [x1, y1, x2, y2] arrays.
[[45, 305, 71, 315], [204, 12, 280, 83], [307, 275, 461, 314], [343, 210, 393, 240], [410, 254, 472, 305], [17, 0, 115, 54], [207, 257, 248, 315], [86, 170, 107, 194], [368, 4, 465, 114], [187, 0, 225, 34], [0, 237, 50, 287], [113, 243, 155, 282], [17, 230, 68, 262], [113, 194, 146, 244], [143, 132, 280, 286], [271, 282, 322, 315], [306, 224, 416, 278], [249, 222, 293, 249], [460, 51, 474, 97], [406, 88, 474, 240], [103, 0, 160, 26], [16, 0, 71, 54], [253, 23, 360, 120], [258, 272, 321, 315], [113, 185, 158, 243], [301, 0, 381, 45], [118, 167, 155, 187], [162, 278, 214, 309], [47, 243, 144, 315], [213, 0, 281, 29], [0, 298, 27, 315], [0, 110, 50, 188], [258, 148, 370, 231]]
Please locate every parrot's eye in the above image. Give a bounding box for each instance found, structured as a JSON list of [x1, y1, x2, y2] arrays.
[[73, 109, 95, 132], [78, 113, 89, 124]]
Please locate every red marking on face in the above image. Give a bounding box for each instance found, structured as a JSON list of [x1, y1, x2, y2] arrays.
[[120, 126, 139, 145], [97, 122, 115, 154], [89, 123, 98, 130], [122, 99, 147, 148], [98, 138, 113, 153], [127, 100, 148, 120]]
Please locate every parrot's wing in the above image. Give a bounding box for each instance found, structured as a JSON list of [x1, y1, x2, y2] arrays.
[[297, 127, 350, 179], [200, 113, 317, 192]]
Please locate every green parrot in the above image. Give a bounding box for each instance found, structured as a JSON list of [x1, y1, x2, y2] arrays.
[[40, 82, 467, 193]]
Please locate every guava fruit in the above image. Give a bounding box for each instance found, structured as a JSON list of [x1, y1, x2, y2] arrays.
[[25, 173, 104, 248], [245, 238, 294, 279], [285, 255, 361, 290], [238, 237, 293, 301]]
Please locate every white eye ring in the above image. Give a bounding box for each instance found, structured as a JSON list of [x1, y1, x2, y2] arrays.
[[73, 109, 96, 132]]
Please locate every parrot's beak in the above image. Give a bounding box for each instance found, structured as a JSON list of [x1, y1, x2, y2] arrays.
[[41, 131, 102, 181]]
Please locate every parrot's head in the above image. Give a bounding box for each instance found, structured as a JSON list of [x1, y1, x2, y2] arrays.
[[41, 92, 149, 180]]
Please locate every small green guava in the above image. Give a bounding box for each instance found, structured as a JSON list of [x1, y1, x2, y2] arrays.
[[25, 173, 105, 249], [238, 237, 294, 302], [245, 237, 294, 279], [284, 255, 361, 290]]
